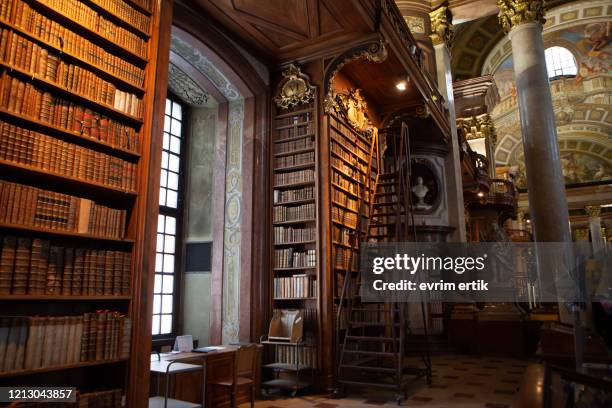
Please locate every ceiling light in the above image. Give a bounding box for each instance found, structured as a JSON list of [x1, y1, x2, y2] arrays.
[[477, 192, 484, 197], [396, 80, 407, 91]]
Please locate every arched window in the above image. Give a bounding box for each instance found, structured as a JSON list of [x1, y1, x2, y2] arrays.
[[544, 46, 577, 78]]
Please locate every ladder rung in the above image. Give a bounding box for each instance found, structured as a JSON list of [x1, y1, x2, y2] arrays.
[[340, 364, 397, 373], [343, 350, 398, 357]]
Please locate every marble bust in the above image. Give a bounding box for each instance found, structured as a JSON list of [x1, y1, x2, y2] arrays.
[[412, 176, 431, 210]]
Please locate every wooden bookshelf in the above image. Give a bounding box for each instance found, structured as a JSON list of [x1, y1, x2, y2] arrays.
[[0, 0, 165, 405], [267, 65, 320, 389]]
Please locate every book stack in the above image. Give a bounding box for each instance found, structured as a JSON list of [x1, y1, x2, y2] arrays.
[[273, 342, 316, 369], [273, 274, 317, 299], [273, 186, 314, 204], [273, 203, 315, 223], [332, 189, 358, 211], [273, 169, 314, 187], [332, 225, 353, 246], [332, 207, 358, 229], [0, 235, 131, 295], [91, 0, 150, 33], [275, 137, 315, 154], [0, 180, 128, 238], [10, 2, 145, 86], [1, 31, 143, 117], [0, 311, 131, 372], [274, 151, 314, 169], [0, 121, 137, 190], [334, 247, 358, 270], [274, 248, 316, 269]]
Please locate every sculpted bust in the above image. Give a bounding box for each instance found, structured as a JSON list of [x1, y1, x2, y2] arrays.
[[412, 176, 431, 210]]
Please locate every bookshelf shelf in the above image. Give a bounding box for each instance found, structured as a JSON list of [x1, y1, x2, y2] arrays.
[[0, 222, 135, 244], [0, 63, 144, 126], [274, 240, 316, 246], [0, 108, 141, 160], [274, 162, 315, 172], [274, 147, 315, 158], [273, 181, 315, 189], [273, 198, 315, 206], [0, 358, 128, 378], [124, 0, 152, 16], [273, 297, 316, 301], [273, 219, 316, 226], [0, 20, 146, 94], [274, 133, 315, 144], [0, 295, 132, 300], [22, 0, 149, 66], [0, 160, 138, 200], [273, 267, 317, 272], [275, 120, 313, 131]]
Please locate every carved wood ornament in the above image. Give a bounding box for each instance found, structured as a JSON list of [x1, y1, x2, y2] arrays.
[[274, 64, 316, 109]]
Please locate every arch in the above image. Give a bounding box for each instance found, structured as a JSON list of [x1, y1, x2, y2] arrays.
[[544, 46, 578, 78]]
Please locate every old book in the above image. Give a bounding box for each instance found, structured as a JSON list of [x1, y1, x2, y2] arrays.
[[24, 316, 44, 369], [80, 313, 91, 362], [12, 237, 31, 295], [0, 235, 16, 294], [45, 245, 63, 294], [3, 318, 20, 371], [76, 198, 93, 234], [72, 248, 84, 295], [103, 250, 113, 295], [13, 317, 28, 370], [0, 317, 9, 370], [94, 311, 106, 361], [61, 247, 74, 295], [73, 315, 83, 363]]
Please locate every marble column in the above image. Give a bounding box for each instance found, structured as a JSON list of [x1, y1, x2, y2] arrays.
[[585, 205, 604, 253], [498, 0, 572, 244], [430, 5, 466, 242]]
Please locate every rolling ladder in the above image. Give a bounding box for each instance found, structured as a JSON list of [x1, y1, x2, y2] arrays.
[[335, 123, 431, 403]]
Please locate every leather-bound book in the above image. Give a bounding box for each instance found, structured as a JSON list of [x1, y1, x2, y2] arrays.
[[0, 235, 16, 294], [71, 248, 84, 295], [61, 248, 74, 295], [12, 237, 31, 294]]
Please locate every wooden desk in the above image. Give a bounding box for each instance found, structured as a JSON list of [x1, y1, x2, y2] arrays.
[[152, 347, 240, 408]]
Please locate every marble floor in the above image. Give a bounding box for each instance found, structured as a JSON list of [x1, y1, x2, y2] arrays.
[[249, 354, 528, 408]]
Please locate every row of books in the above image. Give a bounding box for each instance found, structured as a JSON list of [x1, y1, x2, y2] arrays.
[[1, 30, 143, 117], [273, 274, 317, 299], [332, 225, 353, 247], [274, 248, 316, 269], [274, 169, 314, 187], [276, 123, 315, 142], [14, 389, 123, 407], [273, 203, 315, 223], [332, 170, 364, 197], [34, 0, 147, 57], [129, 0, 152, 11], [275, 111, 312, 128], [334, 247, 358, 270], [275, 136, 314, 154], [274, 151, 314, 169], [0, 180, 128, 238], [332, 155, 366, 174], [9, 0, 145, 86], [332, 207, 358, 229], [332, 189, 358, 212], [0, 311, 131, 372], [331, 139, 367, 165], [273, 186, 314, 204], [90, 0, 150, 33], [0, 121, 137, 190], [273, 226, 315, 244], [329, 115, 370, 152], [0, 234, 131, 295], [0, 74, 139, 151], [272, 343, 317, 369], [335, 272, 357, 298]]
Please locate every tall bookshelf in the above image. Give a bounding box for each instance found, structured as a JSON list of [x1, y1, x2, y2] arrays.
[[266, 65, 320, 390], [0, 0, 162, 405]]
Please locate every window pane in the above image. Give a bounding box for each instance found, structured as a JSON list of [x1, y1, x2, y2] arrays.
[[167, 172, 179, 190], [160, 315, 172, 334], [163, 132, 170, 150], [156, 233, 164, 252], [154, 274, 162, 293], [172, 102, 182, 119], [169, 154, 180, 172], [163, 254, 175, 273], [158, 215, 165, 233], [160, 169, 168, 188], [165, 217, 176, 235], [152, 315, 160, 335], [165, 99, 172, 115], [171, 118, 181, 136], [153, 294, 161, 314], [155, 254, 163, 272], [161, 295, 173, 313], [159, 188, 166, 206], [164, 235, 175, 254], [161, 151, 169, 169], [170, 136, 181, 154], [545, 46, 577, 78], [166, 190, 178, 208], [162, 276, 174, 294], [164, 115, 170, 133]]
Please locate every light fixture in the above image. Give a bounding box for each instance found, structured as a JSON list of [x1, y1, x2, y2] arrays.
[[395, 80, 407, 91], [526, 219, 531, 223], [477, 191, 484, 198]]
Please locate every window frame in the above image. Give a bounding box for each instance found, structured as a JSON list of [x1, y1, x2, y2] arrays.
[[152, 92, 187, 342], [544, 46, 578, 80]]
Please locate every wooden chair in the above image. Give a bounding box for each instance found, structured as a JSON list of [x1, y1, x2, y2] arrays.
[[209, 344, 257, 408]]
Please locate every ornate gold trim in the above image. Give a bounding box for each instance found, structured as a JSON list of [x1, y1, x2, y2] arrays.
[[274, 64, 316, 109], [323, 41, 387, 114], [497, 0, 546, 33], [429, 6, 453, 48], [585, 205, 601, 218], [330, 89, 375, 136], [460, 113, 497, 147]]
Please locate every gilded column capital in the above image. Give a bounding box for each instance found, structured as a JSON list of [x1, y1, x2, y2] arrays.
[[429, 6, 453, 48], [460, 113, 497, 147], [497, 0, 546, 33], [585, 205, 601, 218]]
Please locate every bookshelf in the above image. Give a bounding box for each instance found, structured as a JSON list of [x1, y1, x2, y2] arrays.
[[266, 65, 319, 391], [0, 0, 164, 405]]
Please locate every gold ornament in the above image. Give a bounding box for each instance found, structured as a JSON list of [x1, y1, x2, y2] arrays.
[[429, 6, 454, 48], [497, 0, 546, 33], [274, 64, 316, 110]]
